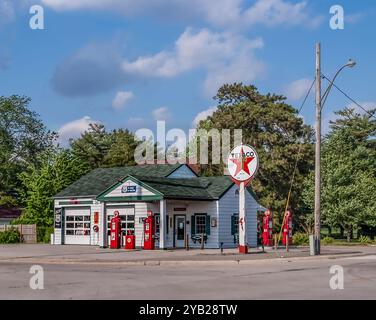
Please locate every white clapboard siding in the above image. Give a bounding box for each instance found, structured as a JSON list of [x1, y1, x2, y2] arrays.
[[218, 184, 258, 248], [167, 165, 197, 178], [104, 180, 156, 198], [165, 200, 219, 249]]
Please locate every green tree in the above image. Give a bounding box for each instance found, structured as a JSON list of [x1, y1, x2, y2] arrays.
[[302, 108, 376, 240], [70, 123, 112, 169], [103, 129, 138, 167], [0, 95, 56, 199], [70, 124, 139, 168], [15, 149, 89, 226], [195, 83, 314, 217]]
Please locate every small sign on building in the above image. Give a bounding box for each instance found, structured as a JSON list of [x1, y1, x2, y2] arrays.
[[121, 185, 137, 193]]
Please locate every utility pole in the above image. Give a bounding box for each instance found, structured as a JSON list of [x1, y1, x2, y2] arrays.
[[314, 42, 321, 255]]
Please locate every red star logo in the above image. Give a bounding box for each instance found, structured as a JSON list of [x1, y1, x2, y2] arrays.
[[230, 147, 254, 176]]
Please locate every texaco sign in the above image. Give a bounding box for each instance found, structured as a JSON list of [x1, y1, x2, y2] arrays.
[[227, 145, 259, 185]]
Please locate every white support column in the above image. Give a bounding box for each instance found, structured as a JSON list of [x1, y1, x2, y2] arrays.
[[99, 202, 107, 248], [159, 199, 167, 249]]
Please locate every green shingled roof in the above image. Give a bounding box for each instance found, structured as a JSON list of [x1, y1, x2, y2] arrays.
[[54, 164, 182, 198], [55, 164, 257, 201], [130, 175, 234, 200]]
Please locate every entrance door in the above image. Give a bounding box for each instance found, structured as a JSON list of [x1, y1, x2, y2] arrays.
[[174, 215, 186, 248]]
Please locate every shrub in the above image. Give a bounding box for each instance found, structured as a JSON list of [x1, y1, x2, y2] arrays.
[[359, 235, 372, 244], [0, 228, 21, 244], [37, 226, 54, 243], [293, 232, 309, 245], [321, 236, 334, 245]]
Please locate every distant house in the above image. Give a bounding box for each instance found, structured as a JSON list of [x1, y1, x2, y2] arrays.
[[0, 207, 22, 225], [53, 164, 264, 249]]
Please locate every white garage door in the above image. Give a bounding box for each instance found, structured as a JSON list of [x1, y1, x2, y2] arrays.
[[64, 208, 91, 245]]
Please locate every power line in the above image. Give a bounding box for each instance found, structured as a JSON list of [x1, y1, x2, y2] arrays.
[[276, 78, 315, 245], [321, 74, 376, 119], [297, 79, 315, 114]]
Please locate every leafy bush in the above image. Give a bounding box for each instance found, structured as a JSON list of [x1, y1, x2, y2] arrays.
[[359, 235, 372, 244], [37, 226, 54, 243], [293, 232, 309, 245], [0, 228, 21, 244], [321, 236, 334, 245]]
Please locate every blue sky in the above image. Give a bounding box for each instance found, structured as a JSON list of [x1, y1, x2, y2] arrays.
[[1, 0, 375, 145]]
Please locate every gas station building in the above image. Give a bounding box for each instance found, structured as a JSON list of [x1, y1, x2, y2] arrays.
[[53, 164, 262, 249]]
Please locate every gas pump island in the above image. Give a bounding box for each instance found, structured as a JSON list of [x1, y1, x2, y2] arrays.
[[110, 210, 156, 250], [227, 145, 259, 254]]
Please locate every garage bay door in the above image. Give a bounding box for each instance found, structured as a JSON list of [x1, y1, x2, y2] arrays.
[[106, 206, 135, 245], [64, 208, 91, 245]]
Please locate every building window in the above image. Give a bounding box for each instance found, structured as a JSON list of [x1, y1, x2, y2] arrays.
[[65, 215, 91, 236], [195, 214, 206, 234], [231, 213, 239, 244], [231, 214, 239, 235]]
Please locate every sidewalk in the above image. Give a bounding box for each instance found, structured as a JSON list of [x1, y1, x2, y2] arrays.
[[0, 244, 374, 266]]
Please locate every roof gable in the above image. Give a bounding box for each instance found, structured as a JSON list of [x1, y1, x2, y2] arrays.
[[96, 176, 163, 202]]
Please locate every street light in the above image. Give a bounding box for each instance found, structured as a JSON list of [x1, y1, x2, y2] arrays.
[[321, 59, 357, 109], [314, 43, 356, 256]]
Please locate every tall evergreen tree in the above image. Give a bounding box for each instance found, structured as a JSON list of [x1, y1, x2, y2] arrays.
[[302, 108, 376, 239], [196, 83, 314, 216]]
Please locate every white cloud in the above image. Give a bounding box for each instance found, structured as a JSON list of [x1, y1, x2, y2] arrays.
[[347, 101, 376, 114], [112, 91, 134, 110], [0, 0, 15, 25], [285, 78, 313, 101], [122, 28, 265, 96], [243, 0, 322, 28], [192, 106, 217, 127], [41, 0, 321, 29], [57, 116, 100, 146], [346, 12, 365, 24], [323, 101, 376, 134], [152, 107, 171, 121]]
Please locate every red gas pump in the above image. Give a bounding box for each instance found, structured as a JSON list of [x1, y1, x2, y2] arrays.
[[262, 210, 274, 246], [110, 211, 122, 249], [282, 210, 293, 245], [125, 230, 136, 250], [143, 210, 155, 250]]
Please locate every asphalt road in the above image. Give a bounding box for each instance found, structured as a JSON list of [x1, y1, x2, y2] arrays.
[[1, 254, 375, 299]]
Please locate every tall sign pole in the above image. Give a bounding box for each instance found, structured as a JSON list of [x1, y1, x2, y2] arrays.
[[227, 145, 259, 254], [239, 181, 247, 253], [314, 42, 322, 255]]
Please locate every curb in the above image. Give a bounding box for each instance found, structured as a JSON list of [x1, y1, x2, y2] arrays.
[[0, 252, 368, 267]]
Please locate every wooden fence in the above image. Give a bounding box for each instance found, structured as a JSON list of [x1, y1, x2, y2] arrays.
[[0, 224, 37, 243]]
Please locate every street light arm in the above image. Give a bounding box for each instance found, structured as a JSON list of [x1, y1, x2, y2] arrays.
[[321, 60, 356, 110]]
